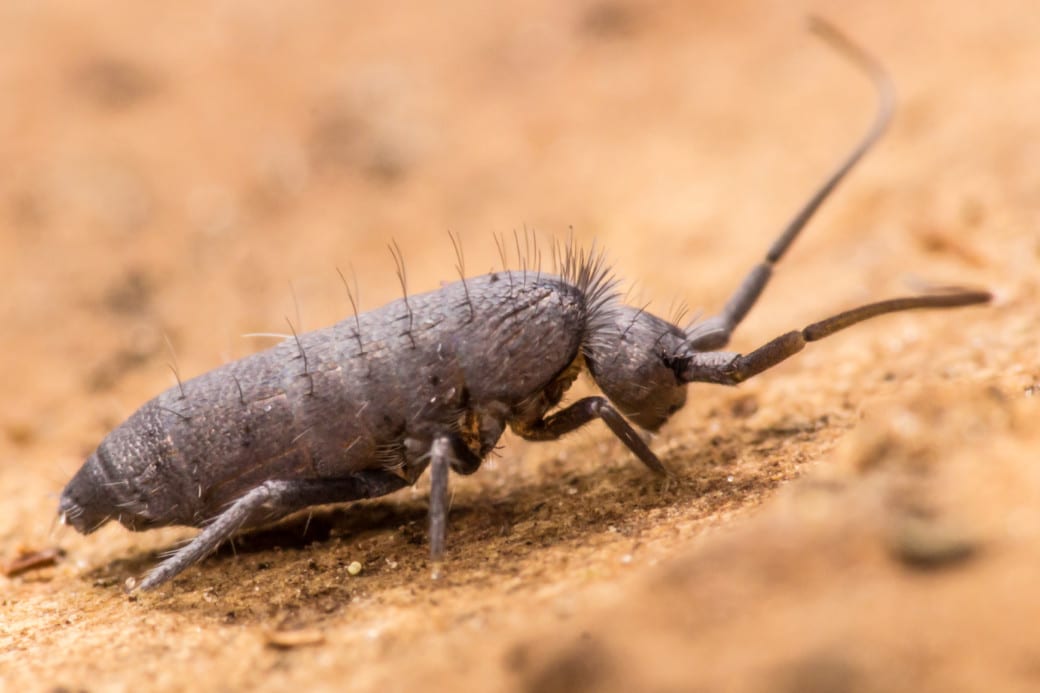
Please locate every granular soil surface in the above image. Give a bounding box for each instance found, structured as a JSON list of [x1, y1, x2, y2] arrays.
[[2, 2, 1038, 691]]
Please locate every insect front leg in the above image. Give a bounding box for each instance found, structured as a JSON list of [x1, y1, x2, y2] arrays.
[[512, 396, 670, 476], [138, 471, 409, 591], [427, 433, 482, 563]]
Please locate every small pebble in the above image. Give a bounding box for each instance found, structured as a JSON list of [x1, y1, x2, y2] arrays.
[[347, 561, 363, 576], [889, 516, 979, 570], [265, 628, 325, 649], [2, 547, 64, 577]]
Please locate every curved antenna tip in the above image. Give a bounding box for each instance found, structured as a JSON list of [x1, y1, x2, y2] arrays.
[[805, 15, 895, 103]]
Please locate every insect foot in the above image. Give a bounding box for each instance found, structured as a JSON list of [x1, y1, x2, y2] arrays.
[[58, 19, 990, 591]]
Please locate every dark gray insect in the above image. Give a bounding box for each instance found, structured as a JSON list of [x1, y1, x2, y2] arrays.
[[58, 21, 990, 591]]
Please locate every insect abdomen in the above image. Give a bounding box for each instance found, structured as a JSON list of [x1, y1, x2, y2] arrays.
[[60, 271, 600, 535]]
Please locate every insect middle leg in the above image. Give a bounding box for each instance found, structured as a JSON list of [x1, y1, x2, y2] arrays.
[[512, 396, 670, 476], [138, 471, 409, 591]]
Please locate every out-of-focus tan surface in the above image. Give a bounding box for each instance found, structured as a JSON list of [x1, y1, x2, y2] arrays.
[[2, 1, 1037, 691]]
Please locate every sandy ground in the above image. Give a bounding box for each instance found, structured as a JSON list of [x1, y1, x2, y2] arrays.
[[2, 1, 1038, 691]]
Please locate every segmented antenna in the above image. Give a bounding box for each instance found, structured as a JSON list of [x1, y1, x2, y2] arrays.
[[685, 16, 898, 352], [765, 16, 896, 265], [336, 265, 365, 355], [285, 316, 314, 396], [448, 230, 475, 322], [388, 240, 416, 348]]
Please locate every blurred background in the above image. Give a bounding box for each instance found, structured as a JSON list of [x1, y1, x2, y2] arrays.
[[1, 1, 1037, 690]]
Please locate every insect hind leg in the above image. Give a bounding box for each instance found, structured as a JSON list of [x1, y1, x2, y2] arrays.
[[137, 471, 408, 591]]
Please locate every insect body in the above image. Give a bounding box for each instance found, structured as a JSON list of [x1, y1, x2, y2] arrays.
[[59, 21, 990, 591]]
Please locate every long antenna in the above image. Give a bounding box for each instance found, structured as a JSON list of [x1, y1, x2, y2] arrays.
[[766, 16, 896, 263], [686, 17, 897, 351]]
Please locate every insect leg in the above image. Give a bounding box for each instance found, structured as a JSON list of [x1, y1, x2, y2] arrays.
[[137, 471, 408, 591], [427, 434, 483, 561], [682, 290, 991, 385], [687, 19, 895, 351], [513, 396, 669, 476]]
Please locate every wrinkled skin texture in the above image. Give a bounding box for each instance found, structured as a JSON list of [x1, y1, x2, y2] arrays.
[[61, 269, 628, 535]]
